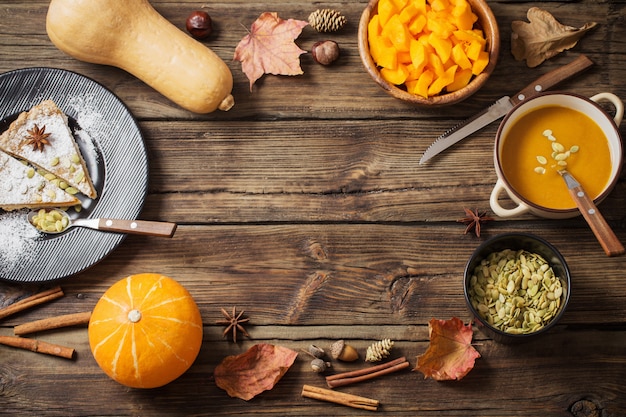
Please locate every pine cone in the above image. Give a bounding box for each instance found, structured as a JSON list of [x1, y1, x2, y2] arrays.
[[365, 339, 394, 362], [308, 9, 347, 33]]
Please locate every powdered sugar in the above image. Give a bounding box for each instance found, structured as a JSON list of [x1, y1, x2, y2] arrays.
[[68, 94, 106, 164], [0, 210, 41, 271]]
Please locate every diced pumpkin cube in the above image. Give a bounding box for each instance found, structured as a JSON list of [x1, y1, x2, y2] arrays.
[[405, 63, 423, 82], [369, 26, 391, 64], [428, 52, 445, 78], [428, 32, 452, 64], [412, 0, 428, 13], [368, 14, 382, 37], [453, 29, 486, 45], [417, 33, 431, 47], [399, 3, 419, 24], [398, 51, 412, 64], [471, 50, 489, 75], [408, 13, 427, 35], [451, 42, 472, 69], [447, 68, 473, 91], [381, 63, 410, 85], [377, 0, 399, 26], [429, 0, 449, 12], [382, 14, 412, 52], [409, 38, 428, 72], [369, 33, 398, 69], [426, 11, 456, 38], [453, 10, 477, 30], [465, 39, 483, 61], [451, 0, 469, 16], [392, 0, 410, 10], [413, 69, 435, 98], [427, 64, 457, 96], [377, 45, 399, 70]]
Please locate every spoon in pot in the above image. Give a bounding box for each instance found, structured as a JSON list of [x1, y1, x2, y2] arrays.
[[28, 209, 177, 238], [558, 170, 624, 256]]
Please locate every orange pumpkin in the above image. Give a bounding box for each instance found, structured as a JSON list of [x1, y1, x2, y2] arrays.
[[88, 273, 203, 388]]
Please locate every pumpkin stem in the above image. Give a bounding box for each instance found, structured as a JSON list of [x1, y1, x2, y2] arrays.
[[128, 309, 142, 323]]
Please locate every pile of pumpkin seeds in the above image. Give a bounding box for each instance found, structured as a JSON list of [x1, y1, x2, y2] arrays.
[[30, 208, 70, 233], [467, 248, 566, 335]]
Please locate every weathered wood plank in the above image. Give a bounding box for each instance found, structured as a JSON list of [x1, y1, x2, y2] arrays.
[[0, 327, 624, 416], [2, 224, 625, 327], [0, 2, 623, 120]]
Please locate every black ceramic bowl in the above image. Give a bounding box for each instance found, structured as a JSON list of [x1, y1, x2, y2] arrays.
[[464, 233, 571, 343]]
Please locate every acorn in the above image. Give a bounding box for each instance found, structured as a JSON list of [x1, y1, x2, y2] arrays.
[[311, 358, 331, 373], [329, 340, 359, 362], [306, 344, 326, 359]]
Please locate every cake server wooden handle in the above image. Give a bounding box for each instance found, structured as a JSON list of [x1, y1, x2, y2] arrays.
[[96, 219, 177, 237]]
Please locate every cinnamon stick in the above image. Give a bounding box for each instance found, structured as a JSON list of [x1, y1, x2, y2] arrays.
[[301, 384, 379, 411], [14, 311, 92, 336], [0, 335, 75, 359], [0, 286, 64, 320], [326, 356, 410, 388]]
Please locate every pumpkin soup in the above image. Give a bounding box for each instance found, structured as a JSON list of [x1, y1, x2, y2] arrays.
[[501, 105, 611, 210]]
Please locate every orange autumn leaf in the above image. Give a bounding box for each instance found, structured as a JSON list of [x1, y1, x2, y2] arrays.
[[214, 343, 298, 400], [234, 12, 308, 90], [414, 317, 480, 381]]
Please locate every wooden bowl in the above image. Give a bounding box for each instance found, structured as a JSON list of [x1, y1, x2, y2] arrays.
[[358, 0, 500, 106]]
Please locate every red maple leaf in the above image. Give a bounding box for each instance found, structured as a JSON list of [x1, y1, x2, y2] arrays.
[[414, 317, 481, 381], [234, 12, 308, 90], [214, 343, 298, 400]]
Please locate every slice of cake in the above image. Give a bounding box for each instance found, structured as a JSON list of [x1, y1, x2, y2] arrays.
[[0, 100, 97, 199], [0, 150, 80, 211]]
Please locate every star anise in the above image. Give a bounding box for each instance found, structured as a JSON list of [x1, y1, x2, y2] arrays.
[[457, 208, 494, 237], [216, 306, 250, 343], [26, 124, 52, 152]]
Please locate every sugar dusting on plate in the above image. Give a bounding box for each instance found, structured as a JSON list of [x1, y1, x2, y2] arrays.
[[0, 210, 41, 270], [69, 94, 106, 164]]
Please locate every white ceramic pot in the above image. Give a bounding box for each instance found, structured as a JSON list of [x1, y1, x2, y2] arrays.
[[490, 92, 623, 219]]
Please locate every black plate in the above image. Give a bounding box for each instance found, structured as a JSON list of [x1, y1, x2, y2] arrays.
[[0, 68, 148, 282]]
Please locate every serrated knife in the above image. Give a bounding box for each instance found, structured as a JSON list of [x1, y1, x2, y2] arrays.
[[419, 54, 594, 164]]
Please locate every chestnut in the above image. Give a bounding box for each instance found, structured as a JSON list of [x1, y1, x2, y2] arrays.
[[186, 10, 213, 39]]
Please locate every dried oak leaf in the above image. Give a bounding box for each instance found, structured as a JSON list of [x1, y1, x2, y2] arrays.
[[511, 7, 597, 68], [213, 343, 298, 400], [414, 317, 480, 381], [234, 12, 308, 90]]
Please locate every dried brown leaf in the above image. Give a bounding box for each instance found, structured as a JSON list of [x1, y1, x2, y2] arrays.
[[213, 343, 298, 400], [414, 317, 481, 381], [234, 12, 308, 90], [511, 7, 597, 67]]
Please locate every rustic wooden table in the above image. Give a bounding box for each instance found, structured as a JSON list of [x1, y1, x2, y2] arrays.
[[1, 1, 626, 416]]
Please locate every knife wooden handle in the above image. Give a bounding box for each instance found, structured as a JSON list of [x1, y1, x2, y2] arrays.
[[566, 185, 625, 257], [511, 55, 594, 105], [97, 219, 177, 237]]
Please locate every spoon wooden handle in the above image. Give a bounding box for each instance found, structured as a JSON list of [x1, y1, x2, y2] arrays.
[[96, 219, 177, 237], [566, 185, 625, 257]]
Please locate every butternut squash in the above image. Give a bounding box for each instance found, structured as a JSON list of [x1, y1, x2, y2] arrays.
[[46, 0, 234, 113]]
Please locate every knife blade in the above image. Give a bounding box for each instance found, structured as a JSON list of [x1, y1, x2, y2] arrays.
[[419, 54, 594, 164]]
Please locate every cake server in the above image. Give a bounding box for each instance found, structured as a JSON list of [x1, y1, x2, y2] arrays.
[[28, 210, 177, 237]]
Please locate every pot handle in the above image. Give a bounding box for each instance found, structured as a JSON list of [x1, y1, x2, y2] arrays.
[[490, 178, 530, 217], [590, 93, 624, 125]]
